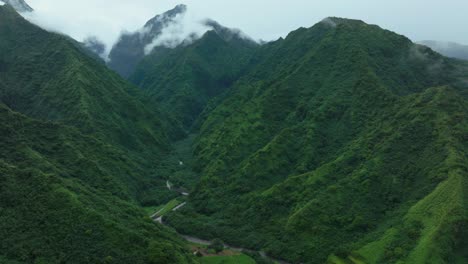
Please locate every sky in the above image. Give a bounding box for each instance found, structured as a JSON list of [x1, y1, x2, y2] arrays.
[[23, 0, 468, 54]]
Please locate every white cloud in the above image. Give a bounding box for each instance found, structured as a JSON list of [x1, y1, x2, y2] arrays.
[[144, 11, 211, 54], [320, 17, 337, 28], [21, 0, 468, 55]]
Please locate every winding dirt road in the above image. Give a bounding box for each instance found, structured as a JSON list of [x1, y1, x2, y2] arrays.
[[151, 179, 292, 264]]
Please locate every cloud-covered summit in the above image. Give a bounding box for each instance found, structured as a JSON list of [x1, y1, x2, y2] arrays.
[[1, 0, 33, 12], [14, 0, 468, 66], [107, 4, 253, 77], [107, 4, 190, 77]]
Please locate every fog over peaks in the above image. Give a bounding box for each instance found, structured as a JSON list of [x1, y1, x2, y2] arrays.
[[16, 0, 468, 57]]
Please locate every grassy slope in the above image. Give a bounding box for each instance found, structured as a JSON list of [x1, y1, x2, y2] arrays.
[[165, 18, 468, 263], [199, 254, 256, 264]]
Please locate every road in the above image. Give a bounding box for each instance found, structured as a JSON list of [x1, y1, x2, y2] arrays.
[[151, 179, 291, 264]]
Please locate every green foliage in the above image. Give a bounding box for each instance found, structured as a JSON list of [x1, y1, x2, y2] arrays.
[[148, 241, 188, 264], [166, 18, 468, 264], [130, 30, 258, 129], [1, 5, 468, 264], [208, 239, 224, 253], [199, 254, 256, 264], [0, 6, 184, 203], [0, 6, 193, 264], [0, 90, 194, 263]]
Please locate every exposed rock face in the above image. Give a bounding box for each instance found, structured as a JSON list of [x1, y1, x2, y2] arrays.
[[1, 0, 33, 12]]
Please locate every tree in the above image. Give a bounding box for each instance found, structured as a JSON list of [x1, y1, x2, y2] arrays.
[[148, 241, 183, 263], [208, 239, 224, 253]]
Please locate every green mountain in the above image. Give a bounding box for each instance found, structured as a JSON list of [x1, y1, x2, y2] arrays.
[[0, 6, 193, 263], [3, 2, 467, 263], [0, 5, 185, 201], [0, 104, 192, 264], [108, 4, 187, 78], [130, 25, 258, 129], [163, 18, 468, 263]]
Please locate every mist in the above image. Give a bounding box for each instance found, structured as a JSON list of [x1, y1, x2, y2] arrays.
[[143, 10, 212, 55], [21, 0, 468, 58]]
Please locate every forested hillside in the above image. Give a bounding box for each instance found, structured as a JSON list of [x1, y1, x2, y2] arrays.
[[163, 18, 468, 264], [0, 5, 185, 201], [130, 27, 258, 129], [2, 2, 467, 263], [0, 5, 194, 263]]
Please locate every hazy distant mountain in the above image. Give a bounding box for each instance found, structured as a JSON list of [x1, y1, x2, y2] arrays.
[[419, 40, 468, 60], [0, 0, 33, 12], [108, 4, 187, 78]]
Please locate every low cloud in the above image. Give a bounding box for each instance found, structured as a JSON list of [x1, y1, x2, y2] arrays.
[[22, 10, 118, 57], [321, 17, 337, 28], [144, 11, 211, 54], [409, 44, 447, 75], [83, 36, 107, 59], [17, 0, 468, 59]]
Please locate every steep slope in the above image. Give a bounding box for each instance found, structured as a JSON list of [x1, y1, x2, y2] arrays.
[[130, 28, 258, 129], [165, 18, 468, 263], [0, 6, 168, 151], [0, 6, 194, 263], [0, 104, 194, 264], [83, 36, 106, 59], [420, 40, 468, 60], [0, 5, 183, 202], [108, 4, 187, 77]]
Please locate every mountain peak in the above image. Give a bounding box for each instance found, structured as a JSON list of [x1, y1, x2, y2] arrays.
[[0, 0, 33, 12], [144, 4, 187, 28], [202, 19, 256, 44], [320, 17, 366, 27], [108, 4, 189, 77], [173, 4, 187, 13]]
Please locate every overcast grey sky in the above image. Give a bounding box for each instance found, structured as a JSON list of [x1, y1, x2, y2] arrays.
[[25, 0, 468, 51]]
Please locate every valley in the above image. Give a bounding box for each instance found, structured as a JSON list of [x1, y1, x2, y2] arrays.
[[149, 174, 291, 264], [0, 1, 467, 264]]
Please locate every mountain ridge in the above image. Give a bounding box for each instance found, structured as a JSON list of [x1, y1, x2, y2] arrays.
[[162, 17, 468, 264], [0, 6, 194, 263], [419, 40, 468, 60], [108, 4, 187, 77], [1, 3, 467, 263]]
